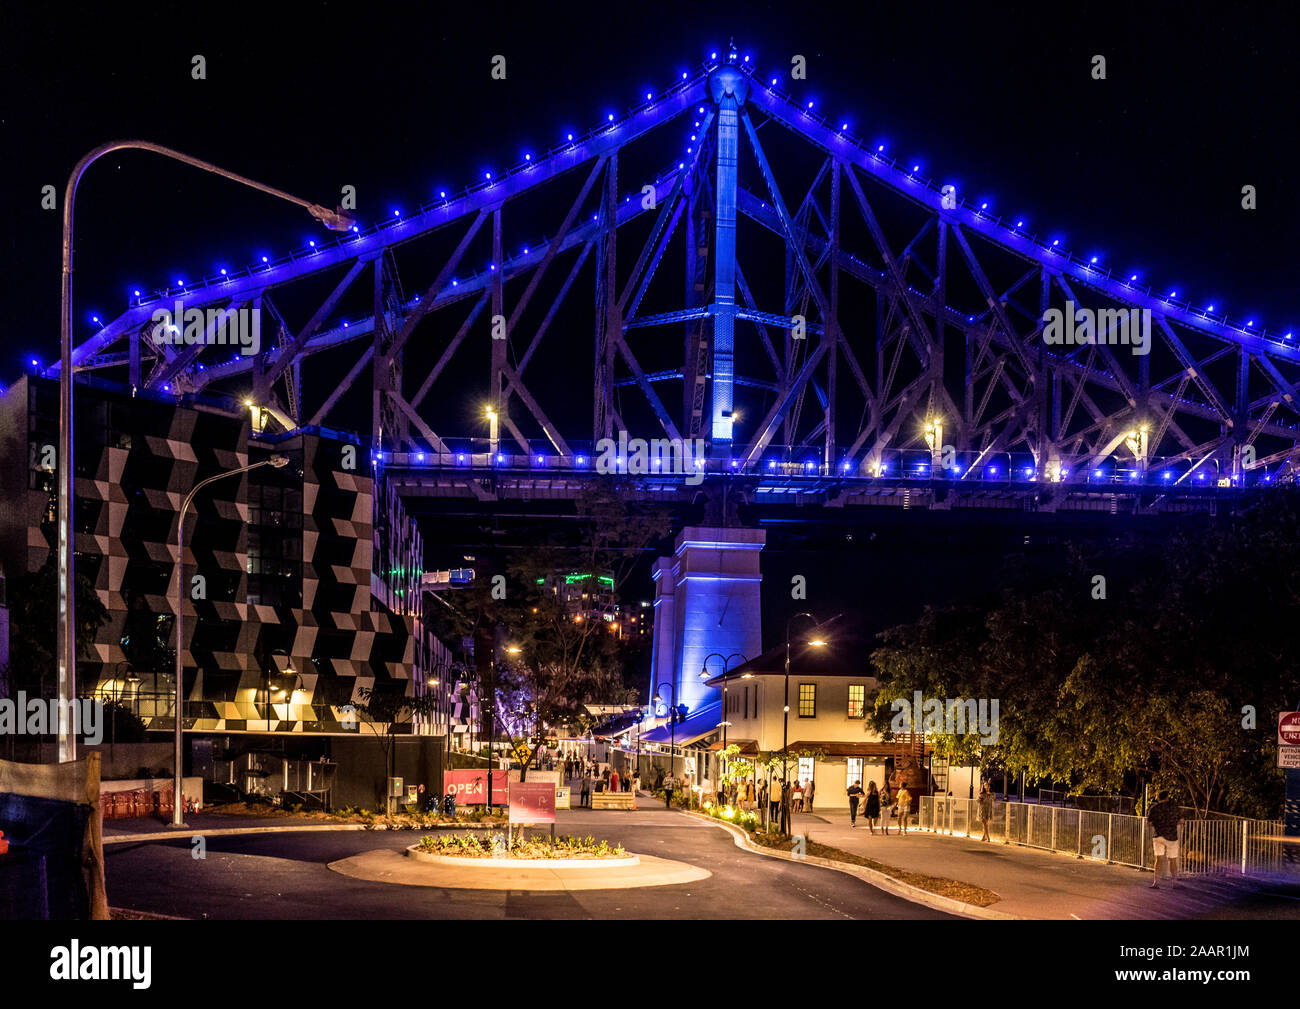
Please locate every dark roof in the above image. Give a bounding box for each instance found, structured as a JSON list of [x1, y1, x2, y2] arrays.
[[640, 702, 722, 746], [703, 617, 874, 685]]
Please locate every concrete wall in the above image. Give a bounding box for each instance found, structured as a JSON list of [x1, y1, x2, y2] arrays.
[[649, 526, 764, 718], [78, 743, 175, 781], [330, 735, 445, 811]]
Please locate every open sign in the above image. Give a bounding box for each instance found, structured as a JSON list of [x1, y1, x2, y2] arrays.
[[444, 769, 507, 805]]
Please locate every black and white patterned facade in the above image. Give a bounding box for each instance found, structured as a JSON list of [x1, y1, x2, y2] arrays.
[[0, 376, 442, 737]]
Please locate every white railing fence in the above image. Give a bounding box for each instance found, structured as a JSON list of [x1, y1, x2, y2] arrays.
[[919, 796, 1294, 876]]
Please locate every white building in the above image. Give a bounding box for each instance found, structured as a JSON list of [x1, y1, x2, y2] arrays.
[[699, 634, 982, 809]]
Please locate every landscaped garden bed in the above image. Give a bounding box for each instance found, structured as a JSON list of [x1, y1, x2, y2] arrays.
[[416, 832, 627, 859], [204, 801, 508, 829]]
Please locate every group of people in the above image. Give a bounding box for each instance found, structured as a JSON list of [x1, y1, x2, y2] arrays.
[[574, 763, 640, 808], [844, 780, 913, 834]]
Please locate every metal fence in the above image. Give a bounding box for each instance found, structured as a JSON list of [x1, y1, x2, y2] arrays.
[[920, 796, 1294, 876]]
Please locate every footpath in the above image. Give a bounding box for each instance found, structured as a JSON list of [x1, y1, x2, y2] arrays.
[[785, 809, 1288, 920]]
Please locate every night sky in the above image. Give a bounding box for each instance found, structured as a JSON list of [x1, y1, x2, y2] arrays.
[[3, 1, 1296, 639], [5, 3, 1297, 375]]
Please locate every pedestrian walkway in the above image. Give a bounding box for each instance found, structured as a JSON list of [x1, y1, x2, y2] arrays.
[[790, 810, 1293, 919]]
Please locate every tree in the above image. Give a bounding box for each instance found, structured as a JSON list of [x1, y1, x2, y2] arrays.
[[868, 493, 1300, 818], [353, 684, 439, 813], [426, 479, 671, 781]]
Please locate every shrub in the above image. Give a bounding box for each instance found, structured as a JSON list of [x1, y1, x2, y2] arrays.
[[417, 831, 626, 859]]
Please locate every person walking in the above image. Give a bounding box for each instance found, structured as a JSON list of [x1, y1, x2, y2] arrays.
[[864, 781, 882, 834], [609, 768, 620, 794], [779, 778, 792, 835], [806, 777, 816, 813], [846, 780, 863, 827], [580, 771, 592, 809], [978, 781, 994, 842], [1147, 789, 1184, 888], [879, 783, 892, 835], [896, 784, 912, 835], [769, 778, 781, 824]]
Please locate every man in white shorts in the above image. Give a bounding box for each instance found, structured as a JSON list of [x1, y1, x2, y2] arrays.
[[1147, 790, 1183, 888]]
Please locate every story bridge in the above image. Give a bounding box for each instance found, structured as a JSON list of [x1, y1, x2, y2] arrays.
[[63, 46, 1300, 522]]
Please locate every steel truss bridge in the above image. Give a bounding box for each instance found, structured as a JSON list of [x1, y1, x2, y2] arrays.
[[64, 48, 1300, 517]]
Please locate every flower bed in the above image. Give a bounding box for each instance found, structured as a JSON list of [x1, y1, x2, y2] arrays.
[[417, 832, 627, 859], [700, 801, 760, 831]]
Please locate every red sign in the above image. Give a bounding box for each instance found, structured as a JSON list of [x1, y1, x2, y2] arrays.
[[509, 781, 556, 825], [444, 769, 508, 805], [1279, 712, 1300, 746]]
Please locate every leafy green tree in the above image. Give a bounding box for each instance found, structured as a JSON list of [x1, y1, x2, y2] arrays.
[[868, 493, 1300, 818]]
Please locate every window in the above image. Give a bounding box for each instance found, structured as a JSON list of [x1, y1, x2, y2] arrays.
[[847, 757, 864, 787], [797, 756, 814, 784], [798, 682, 816, 718], [847, 683, 866, 719]]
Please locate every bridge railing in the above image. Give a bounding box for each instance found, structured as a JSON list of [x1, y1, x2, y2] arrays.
[[376, 443, 1270, 489], [919, 796, 1295, 877]]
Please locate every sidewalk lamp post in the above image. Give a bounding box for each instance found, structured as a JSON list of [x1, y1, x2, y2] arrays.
[[701, 651, 746, 793], [655, 680, 685, 785], [427, 660, 464, 792], [171, 453, 289, 827], [783, 613, 827, 788], [57, 139, 352, 763]]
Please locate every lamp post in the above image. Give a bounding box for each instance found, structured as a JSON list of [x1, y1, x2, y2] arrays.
[[783, 612, 827, 793], [56, 140, 352, 763], [654, 680, 683, 784], [701, 651, 746, 793], [171, 453, 289, 828], [428, 660, 462, 787]]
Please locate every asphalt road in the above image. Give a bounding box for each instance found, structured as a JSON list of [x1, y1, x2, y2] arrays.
[[103, 807, 958, 920]]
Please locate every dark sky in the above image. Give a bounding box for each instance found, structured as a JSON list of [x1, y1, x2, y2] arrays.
[[3, 0, 1297, 386], [4, 0, 1295, 643]]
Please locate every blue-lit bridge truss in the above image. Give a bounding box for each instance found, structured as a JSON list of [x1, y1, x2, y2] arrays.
[[64, 48, 1300, 515]]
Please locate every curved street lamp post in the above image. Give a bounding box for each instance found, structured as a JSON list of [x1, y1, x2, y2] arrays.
[[58, 139, 352, 762], [783, 613, 828, 809], [171, 454, 289, 827], [701, 651, 747, 797]]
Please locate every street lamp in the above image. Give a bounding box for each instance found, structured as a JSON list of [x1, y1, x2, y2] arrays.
[[701, 651, 746, 792], [57, 139, 353, 763], [654, 680, 686, 785], [783, 612, 827, 803], [171, 453, 289, 827], [428, 659, 465, 799]]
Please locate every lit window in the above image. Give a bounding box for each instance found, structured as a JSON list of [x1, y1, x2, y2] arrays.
[[847, 757, 864, 786], [847, 684, 866, 719], [798, 683, 816, 718]]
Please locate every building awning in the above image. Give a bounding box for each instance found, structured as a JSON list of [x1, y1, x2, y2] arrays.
[[788, 740, 931, 758], [640, 702, 721, 747], [707, 738, 757, 755]]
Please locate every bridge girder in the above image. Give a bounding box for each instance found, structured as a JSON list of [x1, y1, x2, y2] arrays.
[[61, 56, 1300, 488]]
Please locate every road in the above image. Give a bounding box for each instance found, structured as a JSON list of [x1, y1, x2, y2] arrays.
[[103, 807, 957, 920]]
